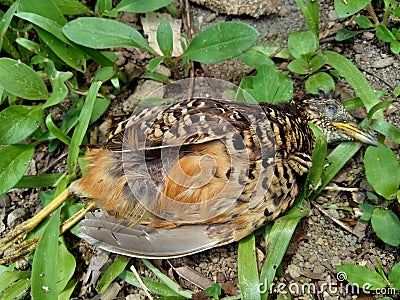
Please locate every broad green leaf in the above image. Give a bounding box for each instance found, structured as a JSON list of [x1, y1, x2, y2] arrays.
[[237, 46, 275, 69], [58, 279, 78, 300], [388, 262, 400, 289], [334, 0, 371, 18], [323, 50, 379, 112], [62, 17, 156, 54], [238, 234, 261, 300], [93, 66, 116, 82], [57, 239, 76, 293], [53, 0, 92, 15], [35, 27, 86, 72], [90, 97, 111, 124], [376, 24, 396, 42], [335, 264, 387, 290], [364, 144, 400, 199], [0, 144, 35, 196], [19, 0, 67, 25], [0, 2, 17, 51], [371, 209, 400, 246], [0, 105, 44, 144], [244, 64, 292, 104], [157, 18, 173, 57], [97, 256, 130, 294], [182, 22, 259, 63], [288, 58, 309, 74], [31, 208, 61, 300], [305, 72, 335, 94], [287, 30, 318, 59], [335, 29, 363, 41], [390, 40, 400, 54], [355, 16, 373, 28], [115, 0, 174, 13], [309, 54, 327, 72], [0, 58, 48, 100]]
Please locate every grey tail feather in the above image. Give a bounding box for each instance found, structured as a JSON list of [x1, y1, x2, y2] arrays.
[[78, 211, 219, 259]]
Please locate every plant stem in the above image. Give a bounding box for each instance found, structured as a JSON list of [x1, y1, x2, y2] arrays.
[[367, 3, 379, 25]]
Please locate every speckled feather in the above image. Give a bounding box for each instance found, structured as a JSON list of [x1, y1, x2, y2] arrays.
[[76, 97, 375, 258]]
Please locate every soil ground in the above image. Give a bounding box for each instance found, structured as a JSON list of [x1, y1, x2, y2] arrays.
[[1, 0, 399, 299]]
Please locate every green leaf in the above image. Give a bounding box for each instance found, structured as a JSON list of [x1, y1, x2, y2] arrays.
[[288, 57, 309, 74], [148, 56, 165, 72], [67, 81, 102, 175], [0, 144, 35, 196], [372, 120, 400, 144], [244, 64, 293, 104], [142, 259, 194, 298], [0, 270, 31, 293], [62, 17, 156, 54], [335, 264, 387, 290], [376, 24, 396, 43], [359, 203, 374, 221], [305, 72, 335, 94], [0, 277, 30, 299], [182, 22, 259, 63], [31, 208, 61, 300], [56, 239, 76, 293], [309, 54, 327, 72], [355, 15, 373, 28], [90, 97, 111, 124], [306, 124, 328, 189], [364, 144, 400, 200], [45, 114, 71, 145], [0, 105, 44, 144], [97, 256, 130, 294], [156, 18, 173, 57], [260, 203, 310, 299], [334, 0, 371, 18], [115, 0, 174, 13], [206, 283, 222, 298], [53, 0, 92, 15], [19, 0, 67, 25], [237, 46, 275, 69], [388, 262, 400, 289], [294, 0, 319, 36], [335, 28, 363, 41], [238, 234, 261, 300], [287, 30, 318, 59], [371, 209, 400, 246], [0, 2, 17, 51], [323, 50, 379, 112], [14, 173, 63, 189], [0, 58, 48, 100], [93, 66, 116, 82], [390, 40, 400, 54]]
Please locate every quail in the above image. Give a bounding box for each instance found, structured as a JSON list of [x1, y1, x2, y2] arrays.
[[0, 95, 377, 260], [75, 96, 377, 258]]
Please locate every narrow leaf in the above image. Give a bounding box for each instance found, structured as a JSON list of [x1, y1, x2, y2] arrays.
[[31, 208, 61, 300], [115, 0, 174, 13], [97, 256, 130, 294], [0, 2, 18, 51], [156, 18, 173, 57], [334, 0, 370, 18], [238, 234, 261, 300]]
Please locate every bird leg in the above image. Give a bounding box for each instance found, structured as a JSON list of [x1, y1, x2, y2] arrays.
[[0, 180, 94, 264]]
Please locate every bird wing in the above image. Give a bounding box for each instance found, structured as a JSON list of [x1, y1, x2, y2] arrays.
[[78, 211, 220, 259]]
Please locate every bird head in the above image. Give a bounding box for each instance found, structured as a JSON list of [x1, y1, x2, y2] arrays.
[[301, 98, 378, 146]]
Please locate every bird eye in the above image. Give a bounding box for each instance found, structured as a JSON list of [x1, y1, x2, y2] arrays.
[[325, 104, 337, 117]]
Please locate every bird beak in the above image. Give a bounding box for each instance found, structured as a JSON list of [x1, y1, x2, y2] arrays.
[[332, 122, 378, 146]]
